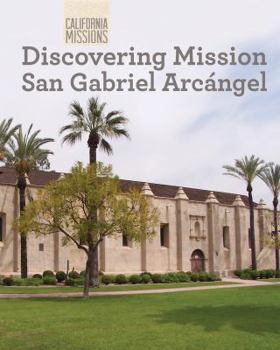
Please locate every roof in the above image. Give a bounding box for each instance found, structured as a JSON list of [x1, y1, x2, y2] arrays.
[[0, 166, 250, 206]]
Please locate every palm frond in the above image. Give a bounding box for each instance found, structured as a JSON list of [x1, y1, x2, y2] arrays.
[[4, 124, 54, 173], [0, 118, 20, 154], [99, 138, 113, 155], [60, 97, 129, 156], [259, 163, 280, 195], [223, 155, 267, 186]]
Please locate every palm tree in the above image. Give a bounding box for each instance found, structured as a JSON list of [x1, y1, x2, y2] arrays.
[[5, 125, 54, 278], [60, 97, 129, 164], [60, 97, 129, 286], [259, 164, 280, 275], [223, 155, 268, 270], [0, 118, 20, 160]]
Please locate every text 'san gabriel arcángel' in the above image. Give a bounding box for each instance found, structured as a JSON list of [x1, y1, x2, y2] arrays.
[[21, 46, 268, 97]]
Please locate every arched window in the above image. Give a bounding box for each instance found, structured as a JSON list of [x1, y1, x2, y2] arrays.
[[223, 226, 230, 249], [194, 221, 201, 237]]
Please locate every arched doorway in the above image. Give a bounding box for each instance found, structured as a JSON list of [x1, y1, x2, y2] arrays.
[[190, 249, 205, 272]]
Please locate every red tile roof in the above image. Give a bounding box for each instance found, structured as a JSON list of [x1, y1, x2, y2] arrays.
[[0, 166, 250, 206]]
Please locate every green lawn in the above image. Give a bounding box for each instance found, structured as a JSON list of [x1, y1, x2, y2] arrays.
[[0, 286, 279, 350], [258, 278, 280, 282], [0, 281, 231, 294]]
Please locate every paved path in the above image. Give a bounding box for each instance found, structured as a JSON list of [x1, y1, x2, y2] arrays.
[[0, 279, 279, 299]]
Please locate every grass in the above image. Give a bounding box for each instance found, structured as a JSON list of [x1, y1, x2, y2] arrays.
[[258, 278, 280, 282], [0, 281, 232, 294], [0, 286, 279, 350]]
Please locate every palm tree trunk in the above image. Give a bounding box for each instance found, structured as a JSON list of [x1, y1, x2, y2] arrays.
[[247, 184, 257, 270], [273, 195, 279, 276], [88, 135, 99, 287], [88, 133, 99, 164], [18, 174, 28, 278]]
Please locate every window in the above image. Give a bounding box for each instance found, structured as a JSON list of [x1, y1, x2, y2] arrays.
[[194, 221, 201, 237], [122, 233, 132, 247], [0, 217, 3, 242], [122, 234, 128, 247], [0, 214, 6, 242], [160, 224, 169, 247], [39, 243, 44, 251], [223, 226, 230, 249]]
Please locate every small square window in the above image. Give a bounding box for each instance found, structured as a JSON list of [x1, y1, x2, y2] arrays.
[[39, 243, 44, 252]]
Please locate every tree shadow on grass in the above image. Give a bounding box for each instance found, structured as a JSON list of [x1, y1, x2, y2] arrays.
[[154, 305, 280, 335]]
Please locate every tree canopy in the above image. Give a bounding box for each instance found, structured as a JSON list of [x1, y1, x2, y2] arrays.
[[16, 162, 159, 295]]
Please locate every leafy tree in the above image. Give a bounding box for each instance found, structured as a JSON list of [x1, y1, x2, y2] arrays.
[[223, 155, 268, 270], [59, 97, 129, 285], [0, 118, 20, 160], [259, 164, 280, 275], [16, 162, 159, 295], [5, 124, 54, 278]]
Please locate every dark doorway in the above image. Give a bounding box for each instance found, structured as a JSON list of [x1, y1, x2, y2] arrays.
[[190, 249, 205, 272]]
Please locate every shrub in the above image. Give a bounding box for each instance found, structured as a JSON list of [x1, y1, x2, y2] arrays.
[[13, 277, 25, 286], [234, 270, 242, 277], [3, 277, 14, 286], [140, 272, 152, 277], [264, 269, 274, 279], [25, 278, 42, 286], [80, 270, 86, 277], [43, 276, 56, 285], [65, 278, 84, 287], [151, 273, 162, 283], [0, 276, 4, 285], [68, 270, 80, 279], [275, 270, 280, 278], [56, 271, 66, 283], [73, 278, 84, 286], [208, 273, 220, 282], [240, 272, 252, 280], [65, 278, 75, 286], [163, 273, 179, 283], [166, 272, 180, 283], [249, 270, 259, 280], [141, 273, 152, 284], [42, 270, 54, 278], [101, 274, 115, 285], [198, 272, 208, 282], [190, 273, 199, 282], [115, 274, 127, 284], [32, 274, 42, 279], [176, 272, 190, 283], [129, 274, 142, 284]]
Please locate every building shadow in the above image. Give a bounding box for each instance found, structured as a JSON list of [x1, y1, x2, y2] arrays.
[[153, 305, 280, 335]]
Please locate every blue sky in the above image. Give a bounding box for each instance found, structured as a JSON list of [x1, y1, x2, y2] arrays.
[[0, 0, 280, 206]]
